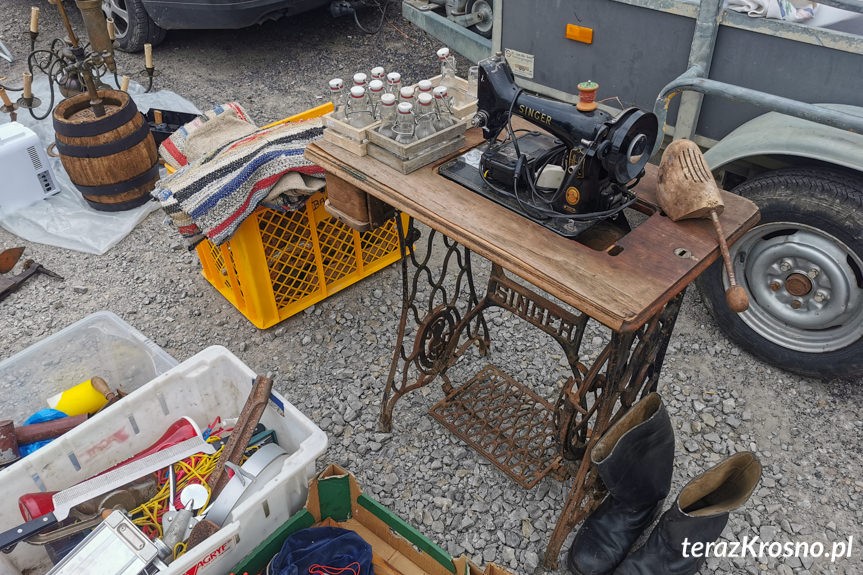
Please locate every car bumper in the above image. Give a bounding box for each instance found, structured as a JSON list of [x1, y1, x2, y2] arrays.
[[142, 0, 329, 29]]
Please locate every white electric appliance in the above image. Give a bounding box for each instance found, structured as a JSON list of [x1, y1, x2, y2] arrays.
[[0, 122, 60, 214]]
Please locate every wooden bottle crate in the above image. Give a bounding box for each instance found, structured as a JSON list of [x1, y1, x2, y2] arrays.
[[322, 110, 379, 157], [423, 75, 478, 119], [366, 118, 468, 174]]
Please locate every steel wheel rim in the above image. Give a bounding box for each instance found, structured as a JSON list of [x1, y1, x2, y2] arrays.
[[102, 0, 130, 41], [729, 221, 863, 352], [470, 0, 494, 35]]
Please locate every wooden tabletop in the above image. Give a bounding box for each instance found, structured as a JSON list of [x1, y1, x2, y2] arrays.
[[305, 128, 760, 332]]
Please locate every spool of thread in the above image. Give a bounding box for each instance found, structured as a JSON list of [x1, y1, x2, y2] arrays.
[[576, 80, 599, 112], [46, 378, 110, 416]]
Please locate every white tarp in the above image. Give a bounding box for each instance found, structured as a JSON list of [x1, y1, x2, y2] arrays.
[[0, 76, 198, 254]]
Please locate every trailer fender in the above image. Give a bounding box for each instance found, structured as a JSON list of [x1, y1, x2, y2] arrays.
[[704, 104, 863, 174]]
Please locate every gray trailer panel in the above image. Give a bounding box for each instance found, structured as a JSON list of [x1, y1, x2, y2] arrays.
[[496, 0, 863, 141]]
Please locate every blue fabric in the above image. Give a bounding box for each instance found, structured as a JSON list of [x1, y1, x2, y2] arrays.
[[19, 409, 68, 456], [270, 527, 374, 575]]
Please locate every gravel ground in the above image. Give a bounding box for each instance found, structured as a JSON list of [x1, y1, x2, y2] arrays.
[[1, 2, 862, 574]]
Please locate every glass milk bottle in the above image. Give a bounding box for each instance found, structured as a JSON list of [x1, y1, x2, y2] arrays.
[[399, 86, 415, 106], [433, 85, 456, 130], [328, 78, 346, 120], [377, 93, 398, 139], [368, 79, 385, 118], [393, 102, 416, 144], [415, 93, 437, 140], [386, 72, 402, 96], [436, 47, 465, 105], [346, 86, 374, 128]]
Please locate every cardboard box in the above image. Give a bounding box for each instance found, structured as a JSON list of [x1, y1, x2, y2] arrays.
[[231, 464, 517, 575]]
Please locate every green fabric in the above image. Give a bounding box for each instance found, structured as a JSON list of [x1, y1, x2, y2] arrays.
[[318, 474, 353, 521], [358, 493, 456, 574]]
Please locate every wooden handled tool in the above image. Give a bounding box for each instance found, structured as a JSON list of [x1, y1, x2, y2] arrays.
[[657, 139, 749, 313], [0, 415, 89, 464]]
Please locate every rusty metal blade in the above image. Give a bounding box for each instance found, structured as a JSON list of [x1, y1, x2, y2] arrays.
[[185, 519, 220, 551], [207, 375, 273, 499], [0, 247, 24, 274]]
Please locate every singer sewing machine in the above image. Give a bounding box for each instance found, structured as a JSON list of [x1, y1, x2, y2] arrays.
[[440, 52, 659, 238], [306, 63, 760, 567]]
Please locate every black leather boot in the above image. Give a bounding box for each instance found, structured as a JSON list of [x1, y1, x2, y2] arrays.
[[614, 451, 762, 575], [566, 393, 675, 575]]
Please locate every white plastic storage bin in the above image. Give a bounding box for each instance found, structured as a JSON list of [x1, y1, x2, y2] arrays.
[[0, 345, 328, 575], [0, 311, 178, 425]]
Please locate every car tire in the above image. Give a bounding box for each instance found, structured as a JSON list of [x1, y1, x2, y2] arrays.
[[696, 168, 863, 379], [102, 0, 166, 53], [467, 0, 494, 38]]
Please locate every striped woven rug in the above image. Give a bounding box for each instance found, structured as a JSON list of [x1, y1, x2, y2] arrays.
[[153, 117, 325, 247]]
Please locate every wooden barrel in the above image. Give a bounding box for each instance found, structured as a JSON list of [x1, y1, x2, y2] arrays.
[[53, 90, 158, 212]]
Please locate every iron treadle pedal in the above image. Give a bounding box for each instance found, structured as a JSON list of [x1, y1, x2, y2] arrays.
[[429, 364, 565, 488]]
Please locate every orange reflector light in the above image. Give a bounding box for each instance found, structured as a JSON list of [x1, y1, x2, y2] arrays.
[[566, 24, 594, 44]]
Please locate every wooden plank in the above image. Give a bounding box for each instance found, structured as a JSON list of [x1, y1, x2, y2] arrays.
[[305, 127, 760, 331]]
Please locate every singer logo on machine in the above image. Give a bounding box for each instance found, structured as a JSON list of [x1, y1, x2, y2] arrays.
[[182, 539, 233, 575], [517, 105, 553, 126]]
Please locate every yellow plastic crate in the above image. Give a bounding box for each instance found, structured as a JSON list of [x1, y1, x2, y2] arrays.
[[166, 103, 404, 329], [196, 191, 406, 329], [197, 192, 407, 329]]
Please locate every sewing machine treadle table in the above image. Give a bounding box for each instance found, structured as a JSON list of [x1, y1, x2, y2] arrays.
[[305, 126, 759, 569]]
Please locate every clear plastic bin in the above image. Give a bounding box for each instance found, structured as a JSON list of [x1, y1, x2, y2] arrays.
[[0, 311, 178, 425], [0, 345, 327, 575]]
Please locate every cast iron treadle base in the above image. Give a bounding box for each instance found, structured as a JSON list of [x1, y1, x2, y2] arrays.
[[429, 365, 563, 489]]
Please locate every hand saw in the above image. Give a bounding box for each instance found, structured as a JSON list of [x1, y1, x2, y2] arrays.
[[0, 435, 215, 551]]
